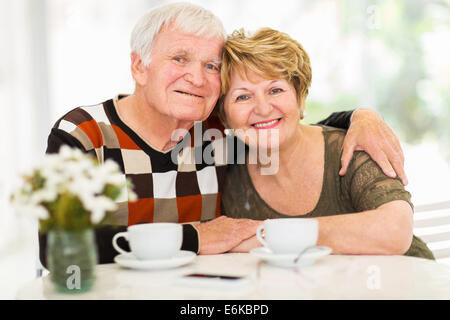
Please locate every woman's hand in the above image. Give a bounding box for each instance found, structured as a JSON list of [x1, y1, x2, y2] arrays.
[[340, 108, 408, 185], [228, 235, 263, 253], [195, 216, 262, 255]]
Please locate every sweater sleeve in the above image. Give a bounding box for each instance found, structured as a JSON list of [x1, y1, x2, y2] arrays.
[[316, 110, 355, 129], [39, 128, 200, 268], [40, 129, 127, 267], [46, 127, 90, 154]]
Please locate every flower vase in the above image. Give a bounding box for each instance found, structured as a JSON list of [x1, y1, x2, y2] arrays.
[[47, 228, 98, 293]]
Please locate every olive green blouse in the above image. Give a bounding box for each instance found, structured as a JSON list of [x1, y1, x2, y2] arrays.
[[221, 125, 434, 260]]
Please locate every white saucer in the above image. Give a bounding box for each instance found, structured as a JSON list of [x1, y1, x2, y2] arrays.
[[250, 246, 331, 268], [114, 250, 196, 270]]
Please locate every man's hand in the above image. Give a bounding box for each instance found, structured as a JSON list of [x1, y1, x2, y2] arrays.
[[194, 216, 263, 255], [340, 108, 408, 185]]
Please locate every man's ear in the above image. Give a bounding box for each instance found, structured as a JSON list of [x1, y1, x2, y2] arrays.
[[130, 51, 147, 86]]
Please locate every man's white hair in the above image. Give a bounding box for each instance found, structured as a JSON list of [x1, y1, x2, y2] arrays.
[[130, 2, 226, 66]]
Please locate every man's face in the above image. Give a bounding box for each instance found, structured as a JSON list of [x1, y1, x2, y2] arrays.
[[140, 26, 223, 122]]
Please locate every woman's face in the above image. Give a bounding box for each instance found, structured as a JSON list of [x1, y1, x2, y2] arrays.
[[223, 68, 302, 150]]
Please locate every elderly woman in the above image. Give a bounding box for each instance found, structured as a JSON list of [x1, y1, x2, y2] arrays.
[[220, 28, 433, 259]]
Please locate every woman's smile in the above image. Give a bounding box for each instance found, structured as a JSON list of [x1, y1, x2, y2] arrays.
[[251, 118, 282, 129]]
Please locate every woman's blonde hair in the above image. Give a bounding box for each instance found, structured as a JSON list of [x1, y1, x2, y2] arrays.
[[218, 28, 312, 123]]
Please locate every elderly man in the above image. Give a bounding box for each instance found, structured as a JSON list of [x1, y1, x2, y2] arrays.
[[39, 3, 406, 265]]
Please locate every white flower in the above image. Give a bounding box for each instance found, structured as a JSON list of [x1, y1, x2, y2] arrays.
[[14, 203, 49, 220], [30, 188, 58, 203], [10, 145, 133, 227], [81, 195, 118, 224], [58, 145, 85, 161]]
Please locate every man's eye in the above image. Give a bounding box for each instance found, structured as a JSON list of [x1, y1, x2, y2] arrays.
[[206, 63, 220, 72], [173, 56, 185, 63]]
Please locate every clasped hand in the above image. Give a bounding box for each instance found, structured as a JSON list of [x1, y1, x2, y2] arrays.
[[195, 216, 262, 254]]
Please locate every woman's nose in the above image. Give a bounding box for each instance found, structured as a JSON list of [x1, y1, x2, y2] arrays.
[[254, 95, 273, 116]]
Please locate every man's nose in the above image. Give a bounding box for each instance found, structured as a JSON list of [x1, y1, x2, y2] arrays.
[[184, 62, 206, 87]]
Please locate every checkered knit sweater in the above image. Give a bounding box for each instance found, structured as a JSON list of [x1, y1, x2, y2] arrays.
[[40, 96, 228, 265]]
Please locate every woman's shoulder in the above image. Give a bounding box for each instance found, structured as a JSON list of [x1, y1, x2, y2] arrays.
[[315, 124, 347, 158], [315, 124, 372, 177], [316, 124, 346, 141]]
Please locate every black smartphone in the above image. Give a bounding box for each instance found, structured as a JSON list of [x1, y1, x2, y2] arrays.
[[175, 273, 251, 289]]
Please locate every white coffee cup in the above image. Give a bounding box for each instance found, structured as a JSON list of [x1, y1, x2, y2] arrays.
[[256, 218, 318, 254], [112, 223, 182, 260]]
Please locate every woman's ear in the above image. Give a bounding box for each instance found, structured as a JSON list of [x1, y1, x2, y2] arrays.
[[299, 98, 306, 120], [130, 51, 147, 86]]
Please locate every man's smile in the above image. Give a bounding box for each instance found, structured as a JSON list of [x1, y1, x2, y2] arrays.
[[174, 90, 204, 99]]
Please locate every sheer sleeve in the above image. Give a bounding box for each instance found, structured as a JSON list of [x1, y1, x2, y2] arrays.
[[346, 151, 413, 211], [345, 152, 436, 260]]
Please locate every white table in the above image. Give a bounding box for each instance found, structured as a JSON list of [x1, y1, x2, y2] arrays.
[[17, 253, 450, 300]]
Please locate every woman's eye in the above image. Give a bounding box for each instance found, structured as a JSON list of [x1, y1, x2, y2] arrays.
[[270, 88, 283, 94], [236, 95, 249, 101]]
